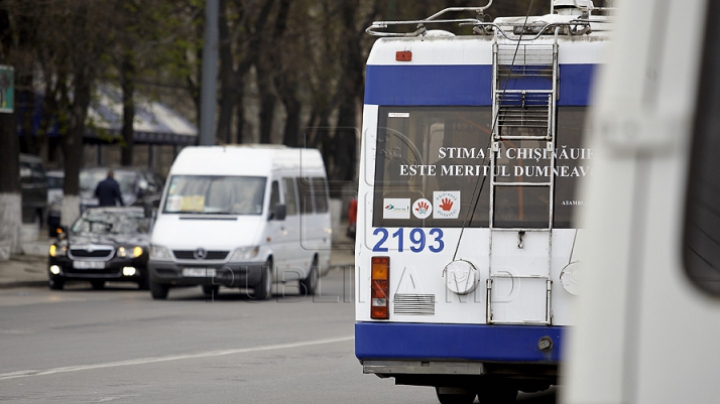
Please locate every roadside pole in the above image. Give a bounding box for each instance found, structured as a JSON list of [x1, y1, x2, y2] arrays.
[[199, 0, 219, 146]]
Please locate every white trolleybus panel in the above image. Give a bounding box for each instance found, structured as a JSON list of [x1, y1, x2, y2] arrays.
[[355, 1, 613, 403]]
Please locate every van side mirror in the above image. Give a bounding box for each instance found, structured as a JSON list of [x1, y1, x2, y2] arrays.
[[271, 204, 286, 221]]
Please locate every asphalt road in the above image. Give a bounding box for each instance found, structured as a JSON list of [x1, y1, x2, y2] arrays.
[[0, 267, 557, 404]]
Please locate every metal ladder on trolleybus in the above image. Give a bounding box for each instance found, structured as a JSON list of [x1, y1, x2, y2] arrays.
[[486, 40, 558, 326]]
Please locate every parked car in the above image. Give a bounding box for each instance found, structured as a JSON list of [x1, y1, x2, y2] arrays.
[[47, 169, 63, 236], [79, 167, 165, 211], [48, 207, 152, 290], [19, 154, 48, 227]]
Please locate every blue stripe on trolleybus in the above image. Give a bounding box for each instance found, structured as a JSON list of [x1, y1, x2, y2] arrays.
[[364, 64, 596, 107], [355, 322, 563, 363]]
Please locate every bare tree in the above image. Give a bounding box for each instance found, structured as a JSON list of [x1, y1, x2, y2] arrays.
[[0, 0, 35, 253]]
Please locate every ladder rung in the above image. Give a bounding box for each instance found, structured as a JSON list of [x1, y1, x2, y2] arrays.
[[489, 228, 552, 232], [498, 119, 549, 123], [494, 136, 551, 140], [490, 274, 550, 279], [495, 90, 553, 95], [499, 110, 549, 115], [498, 112, 549, 116], [498, 122, 548, 126], [492, 182, 552, 187]]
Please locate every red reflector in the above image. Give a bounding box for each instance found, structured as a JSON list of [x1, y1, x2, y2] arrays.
[[396, 51, 412, 62], [371, 256, 390, 320]]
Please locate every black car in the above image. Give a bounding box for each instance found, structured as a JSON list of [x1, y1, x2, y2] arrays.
[[48, 207, 152, 290]]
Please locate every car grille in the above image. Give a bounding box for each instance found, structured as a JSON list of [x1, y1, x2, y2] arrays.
[[65, 267, 119, 275], [69, 247, 114, 259], [173, 250, 229, 260]]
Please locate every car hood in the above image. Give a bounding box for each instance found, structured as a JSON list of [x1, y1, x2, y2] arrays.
[[151, 215, 264, 250], [68, 233, 151, 247]]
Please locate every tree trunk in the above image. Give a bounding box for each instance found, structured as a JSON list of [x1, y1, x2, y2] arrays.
[[328, 98, 357, 198], [312, 111, 333, 174], [0, 110, 23, 254], [333, 98, 357, 180], [61, 68, 93, 226], [235, 78, 245, 144], [18, 72, 37, 155], [282, 97, 301, 147], [257, 69, 275, 144], [120, 50, 135, 166]]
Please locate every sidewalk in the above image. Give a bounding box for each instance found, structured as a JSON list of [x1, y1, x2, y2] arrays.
[[0, 236, 356, 289]]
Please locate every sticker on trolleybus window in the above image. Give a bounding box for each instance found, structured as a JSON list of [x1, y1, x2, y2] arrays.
[[412, 198, 433, 219], [383, 198, 411, 219], [433, 191, 460, 219]]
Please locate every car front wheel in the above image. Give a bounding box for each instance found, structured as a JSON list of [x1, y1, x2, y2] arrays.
[[49, 279, 64, 290], [150, 281, 169, 300]]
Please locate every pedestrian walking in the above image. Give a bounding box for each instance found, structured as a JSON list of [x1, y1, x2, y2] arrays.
[[95, 170, 124, 207]]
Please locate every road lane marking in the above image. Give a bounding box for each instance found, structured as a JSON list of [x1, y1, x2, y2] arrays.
[[0, 335, 354, 381]]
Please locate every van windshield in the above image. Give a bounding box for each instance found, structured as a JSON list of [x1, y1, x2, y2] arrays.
[[163, 175, 267, 215]]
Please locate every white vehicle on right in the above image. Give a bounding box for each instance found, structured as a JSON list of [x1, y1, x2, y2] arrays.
[[562, 1, 720, 404]]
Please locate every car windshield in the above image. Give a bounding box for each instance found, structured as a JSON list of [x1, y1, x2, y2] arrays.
[[163, 175, 267, 215], [80, 170, 136, 194], [71, 210, 151, 235]]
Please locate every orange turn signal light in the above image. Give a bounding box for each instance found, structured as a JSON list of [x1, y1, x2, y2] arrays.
[[371, 256, 390, 320]]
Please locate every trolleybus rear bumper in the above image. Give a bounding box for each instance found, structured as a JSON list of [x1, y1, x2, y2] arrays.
[[356, 322, 563, 377]]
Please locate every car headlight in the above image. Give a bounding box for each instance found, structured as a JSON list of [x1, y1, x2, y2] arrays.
[[229, 246, 259, 261], [118, 246, 144, 258], [150, 245, 172, 260], [49, 244, 67, 257]]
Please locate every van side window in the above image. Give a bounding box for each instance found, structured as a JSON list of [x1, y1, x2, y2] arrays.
[[311, 177, 329, 213], [270, 181, 280, 212], [284, 178, 298, 216], [684, 9, 720, 297], [297, 177, 314, 214]]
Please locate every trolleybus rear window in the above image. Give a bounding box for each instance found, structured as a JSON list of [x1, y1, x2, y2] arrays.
[[372, 106, 588, 229]]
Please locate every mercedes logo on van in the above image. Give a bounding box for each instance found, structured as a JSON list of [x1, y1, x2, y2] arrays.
[[194, 248, 207, 260]]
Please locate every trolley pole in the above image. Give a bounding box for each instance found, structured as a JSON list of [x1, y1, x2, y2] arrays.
[[199, 0, 219, 146]]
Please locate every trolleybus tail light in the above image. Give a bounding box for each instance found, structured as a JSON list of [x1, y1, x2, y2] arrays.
[[371, 256, 390, 319], [396, 51, 412, 62]]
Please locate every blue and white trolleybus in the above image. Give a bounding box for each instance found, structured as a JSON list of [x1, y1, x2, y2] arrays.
[[355, 1, 612, 402]]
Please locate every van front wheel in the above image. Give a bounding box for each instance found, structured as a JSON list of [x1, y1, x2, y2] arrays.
[[299, 257, 319, 296], [252, 261, 272, 300]]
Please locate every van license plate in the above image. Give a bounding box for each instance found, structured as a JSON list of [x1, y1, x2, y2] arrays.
[[73, 261, 105, 269], [182, 268, 216, 277]]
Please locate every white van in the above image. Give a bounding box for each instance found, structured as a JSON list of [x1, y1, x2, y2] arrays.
[[148, 145, 332, 300]]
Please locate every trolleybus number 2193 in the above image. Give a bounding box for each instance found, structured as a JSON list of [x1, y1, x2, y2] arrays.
[[372, 228, 445, 253]]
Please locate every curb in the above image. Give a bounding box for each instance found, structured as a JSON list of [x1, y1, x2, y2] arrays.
[[0, 280, 48, 289]]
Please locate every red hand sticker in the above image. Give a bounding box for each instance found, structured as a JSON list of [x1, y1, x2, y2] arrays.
[[416, 201, 429, 212], [439, 198, 454, 211]]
